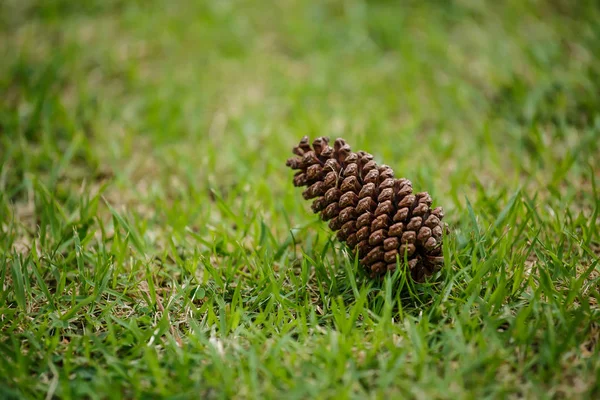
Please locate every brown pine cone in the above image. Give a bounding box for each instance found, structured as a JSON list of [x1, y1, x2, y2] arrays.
[[286, 136, 445, 282]]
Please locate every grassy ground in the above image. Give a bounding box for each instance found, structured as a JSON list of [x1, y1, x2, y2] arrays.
[[1, 0, 600, 398]]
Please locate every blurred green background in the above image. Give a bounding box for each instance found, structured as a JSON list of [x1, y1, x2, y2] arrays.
[[1, 0, 599, 398], [2, 0, 599, 205]]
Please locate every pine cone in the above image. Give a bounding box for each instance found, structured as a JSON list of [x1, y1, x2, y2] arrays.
[[286, 136, 445, 282]]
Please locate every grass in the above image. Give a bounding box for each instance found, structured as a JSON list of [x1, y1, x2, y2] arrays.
[[1, 0, 599, 398]]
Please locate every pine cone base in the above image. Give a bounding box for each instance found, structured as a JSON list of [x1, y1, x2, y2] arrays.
[[286, 136, 445, 282]]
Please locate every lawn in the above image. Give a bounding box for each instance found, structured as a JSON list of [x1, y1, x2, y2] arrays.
[[1, 0, 599, 398]]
